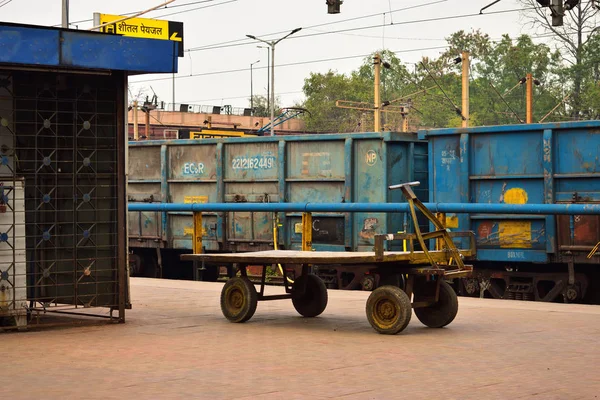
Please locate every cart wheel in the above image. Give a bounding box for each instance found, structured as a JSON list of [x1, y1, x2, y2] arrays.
[[366, 285, 412, 335], [414, 280, 458, 328], [291, 274, 328, 317], [220, 277, 258, 323]]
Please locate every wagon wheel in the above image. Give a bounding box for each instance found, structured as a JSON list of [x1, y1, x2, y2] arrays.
[[291, 274, 328, 317], [414, 280, 458, 328], [366, 285, 412, 335], [461, 278, 480, 297], [220, 277, 258, 323]]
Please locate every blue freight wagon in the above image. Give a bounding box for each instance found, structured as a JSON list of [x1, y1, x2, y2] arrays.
[[418, 120, 600, 303], [127, 132, 428, 286]]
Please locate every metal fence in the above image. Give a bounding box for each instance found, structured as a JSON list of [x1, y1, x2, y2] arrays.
[[166, 103, 252, 116]]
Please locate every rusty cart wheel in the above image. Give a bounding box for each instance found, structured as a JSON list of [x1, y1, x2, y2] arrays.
[[291, 274, 328, 317], [366, 285, 412, 335], [414, 280, 458, 328], [220, 277, 258, 323]]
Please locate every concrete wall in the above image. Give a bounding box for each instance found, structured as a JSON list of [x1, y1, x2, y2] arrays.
[[127, 109, 306, 136]]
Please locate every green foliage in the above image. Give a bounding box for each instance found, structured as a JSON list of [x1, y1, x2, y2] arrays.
[[518, 0, 600, 117], [249, 95, 280, 118], [301, 70, 371, 132], [299, 25, 599, 131]]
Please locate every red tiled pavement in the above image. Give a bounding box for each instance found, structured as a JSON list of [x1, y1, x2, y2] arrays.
[[1, 278, 599, 400]]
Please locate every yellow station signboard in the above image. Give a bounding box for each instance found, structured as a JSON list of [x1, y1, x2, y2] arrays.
[[97, 13, 184, 57]]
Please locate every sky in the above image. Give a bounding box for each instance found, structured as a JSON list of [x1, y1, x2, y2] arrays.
[[0, 0, 539, 111]]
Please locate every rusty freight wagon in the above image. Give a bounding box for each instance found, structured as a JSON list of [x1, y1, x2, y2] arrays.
[[127, 132, 428, 288], [419, 121, 600, 303]]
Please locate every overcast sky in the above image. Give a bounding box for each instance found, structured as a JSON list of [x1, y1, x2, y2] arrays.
[[1, 0, 535, 110]]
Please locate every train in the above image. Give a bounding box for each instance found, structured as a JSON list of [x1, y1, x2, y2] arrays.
[[127, 120, 600, 304]]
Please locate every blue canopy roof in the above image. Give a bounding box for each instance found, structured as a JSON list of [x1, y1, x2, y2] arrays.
[[0, 22, 178, 75]]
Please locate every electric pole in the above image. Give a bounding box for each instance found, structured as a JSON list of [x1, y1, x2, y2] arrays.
[[374, 53, 383, 132], [526, 73, 534, 124], [461, 51, 470, 128], [336, 53, 412, 133], [133, 100, 139, 141]]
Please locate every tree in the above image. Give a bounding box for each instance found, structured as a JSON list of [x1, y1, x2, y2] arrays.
[[411, 57, 463, 128], [299, 31, 571, 132], [577, 32, 600, 118], [354, 50, 419, 131], [475, 34, 561, 124], [128, 86, 148, 105], [301, 70, 372, 132], [300, 51, 421, 132], [248, 95, 280, 118], [353, 50, 414, 99], [420, 30, 562, 126], [519, 0, 600, 117]]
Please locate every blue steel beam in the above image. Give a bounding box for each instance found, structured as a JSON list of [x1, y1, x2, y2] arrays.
[[128, 202, 600, 215]]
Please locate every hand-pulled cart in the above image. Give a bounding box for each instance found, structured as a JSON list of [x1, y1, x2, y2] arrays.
[[182, 182, 475, 334]]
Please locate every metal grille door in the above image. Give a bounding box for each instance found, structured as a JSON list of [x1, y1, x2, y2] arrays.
[[0, 71, 125, 322]]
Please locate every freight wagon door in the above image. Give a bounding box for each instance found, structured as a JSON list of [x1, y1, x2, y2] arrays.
[[223, 141, 279, 252], [286, 140, 346, 250], [167, 144, 219, 251], [128, 145, 163, 246], [555, 128, 600, 264], [557, 210, 600, 263]]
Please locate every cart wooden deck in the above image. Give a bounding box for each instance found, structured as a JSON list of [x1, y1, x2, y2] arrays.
[[182, 249, 464, 267]]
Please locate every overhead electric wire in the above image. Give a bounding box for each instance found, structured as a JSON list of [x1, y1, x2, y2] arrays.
[[419, 61, 466, 120], [126, 3, 585, 112], [54, 0, 219, 26], [187, 6, 537, 53], [130, 45, 449, 84], [133, 23, 586, 86], [488, 81, 525, 123], [304, 28, 447, 41], [152, 0, 237, 18], [90, 0, 177, 31], [186, 0, 449, 52], [539, 93, 571, 123], [0, 0, 12, 9], [131, 26, 581, 85]]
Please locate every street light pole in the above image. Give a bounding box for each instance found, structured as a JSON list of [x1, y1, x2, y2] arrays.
[[250, 60, 260, 116], [257, 46, 270, 114], [246, 28, 302, 136], [62, 0, 69, 28], [270, 45, 275, 136]]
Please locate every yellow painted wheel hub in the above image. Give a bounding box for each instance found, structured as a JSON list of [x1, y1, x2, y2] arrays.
[[373, 298, 400, 328], [225, 286, 245, 313]]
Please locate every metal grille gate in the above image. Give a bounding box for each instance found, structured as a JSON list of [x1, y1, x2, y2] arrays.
[[0, 70, 125, 326]]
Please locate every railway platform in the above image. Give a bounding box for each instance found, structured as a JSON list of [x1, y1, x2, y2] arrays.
[[2, 278, 600, 399]]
